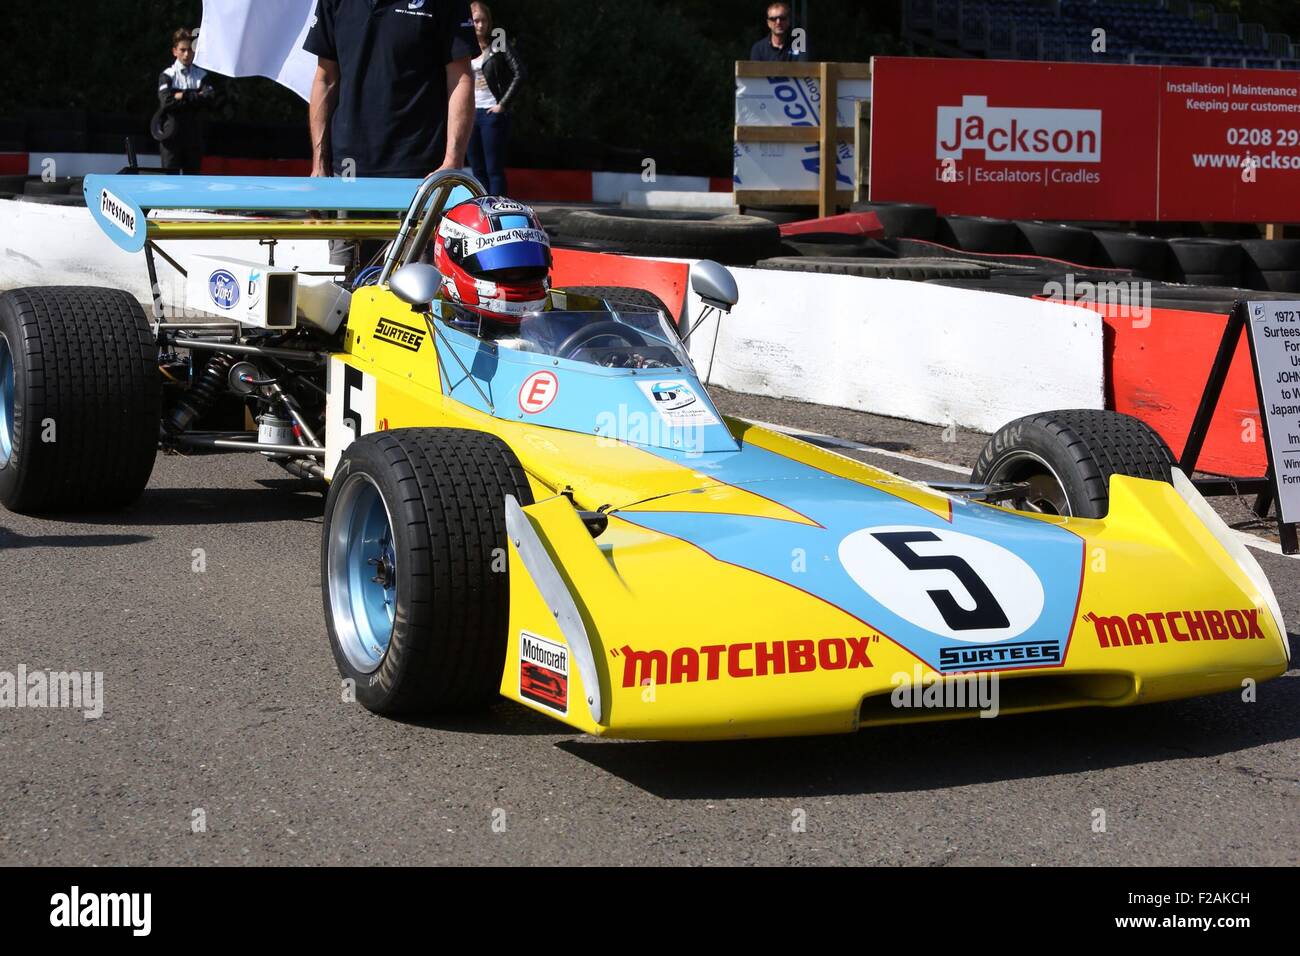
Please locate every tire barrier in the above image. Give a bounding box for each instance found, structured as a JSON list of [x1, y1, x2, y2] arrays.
[[758, 256, 991, 281], [1167, 237, 1246, 288], [1240, 238, 1300, 293], [777, 233, 895, 259], [560, 209, 782, 266], [850, 201, 938, 240], [1015, 221, 1103, 266], [1093, 231, 1175, 281], [935, 215, 1026, 254]]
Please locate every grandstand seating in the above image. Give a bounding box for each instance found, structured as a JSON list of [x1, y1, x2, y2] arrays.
[[904, 0, 1300, 69]]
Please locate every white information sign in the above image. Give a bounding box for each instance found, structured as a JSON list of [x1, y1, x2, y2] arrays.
[[1246, 300, 1300, 525], [735, 73, 870, 192], [735, 77, 872, 128]]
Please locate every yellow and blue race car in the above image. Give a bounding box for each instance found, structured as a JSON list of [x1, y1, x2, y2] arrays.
[[0, 171, 1287, 740]]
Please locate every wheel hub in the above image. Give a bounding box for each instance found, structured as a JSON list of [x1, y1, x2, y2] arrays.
[[368, 539, 396, 590], [986, 452, 1071, 517], [327, 475, 399, 674]]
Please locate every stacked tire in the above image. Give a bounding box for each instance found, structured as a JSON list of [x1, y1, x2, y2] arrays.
[[758, 256, 990, 282], [1240, 239, 1300, 292], [851, 201, 937, 240], [935, 216, 1025, 254], [1167, 238, 1245, 288], [1015, 221, 1103, 266], [1093, 232, 1174, 281], [557, 209, 781, 265]]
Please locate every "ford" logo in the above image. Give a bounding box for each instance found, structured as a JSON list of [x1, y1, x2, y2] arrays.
[[208, 270, 240, 310]]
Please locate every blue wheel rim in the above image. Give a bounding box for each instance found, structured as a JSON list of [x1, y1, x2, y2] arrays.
[[0, 334, 14, 469], [327, 474, 398, 674]]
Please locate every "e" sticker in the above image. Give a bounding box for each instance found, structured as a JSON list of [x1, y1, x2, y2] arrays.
[[518, 371, 559, 414]]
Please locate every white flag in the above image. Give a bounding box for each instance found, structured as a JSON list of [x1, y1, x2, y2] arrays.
[[195, 0, 319, 101]]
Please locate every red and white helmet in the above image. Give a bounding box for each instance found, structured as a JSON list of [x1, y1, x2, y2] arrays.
[[432, 196, 552, 321]]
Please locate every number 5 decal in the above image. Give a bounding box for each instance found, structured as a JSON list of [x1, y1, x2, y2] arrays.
[[838, 525, 1045, 643], [326, 358, 376, 479], [870, 530, 1010, 631]]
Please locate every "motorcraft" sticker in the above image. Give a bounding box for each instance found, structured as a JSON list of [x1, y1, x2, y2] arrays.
[[519, 632, 568, 714]]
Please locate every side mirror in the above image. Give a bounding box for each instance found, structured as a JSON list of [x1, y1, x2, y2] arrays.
[[691, 260, 739, 313], [389, 263, 444, 309]]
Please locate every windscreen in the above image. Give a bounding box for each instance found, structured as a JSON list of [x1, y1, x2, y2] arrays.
[[438, 304, 693, 371]]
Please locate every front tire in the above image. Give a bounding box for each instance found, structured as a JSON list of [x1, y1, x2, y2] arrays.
[[322, 429, 534, 715], [972, 410, 1175, 519]]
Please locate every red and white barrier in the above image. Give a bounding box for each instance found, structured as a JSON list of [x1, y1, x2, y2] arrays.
[[1076, 301, 1264, 477], [683, 267, 1105, 434]]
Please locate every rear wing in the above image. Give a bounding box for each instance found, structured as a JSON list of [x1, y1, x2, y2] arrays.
[[82, 174, 464, 253]]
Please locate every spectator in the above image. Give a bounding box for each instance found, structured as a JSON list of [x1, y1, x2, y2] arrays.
[[305, 0, 477, 268], [467, 2, 525, 196], [155, 28, 218, 174], [749, 2, 809, 62]]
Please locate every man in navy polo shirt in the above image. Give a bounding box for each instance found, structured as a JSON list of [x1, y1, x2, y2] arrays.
[[749, 2, 810, 62], [305, 0, 477, 179]]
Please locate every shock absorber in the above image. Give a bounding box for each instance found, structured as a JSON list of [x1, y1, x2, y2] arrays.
[[165, 352, 235, 435]]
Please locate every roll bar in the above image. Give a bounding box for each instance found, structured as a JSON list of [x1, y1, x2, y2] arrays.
[[378, 170, 486, 286]]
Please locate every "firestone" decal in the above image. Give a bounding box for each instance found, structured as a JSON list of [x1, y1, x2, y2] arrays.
[[100, 189, 137, 238]]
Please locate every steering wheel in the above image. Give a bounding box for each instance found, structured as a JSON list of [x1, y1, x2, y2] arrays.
[[556, 321, 647, 360]]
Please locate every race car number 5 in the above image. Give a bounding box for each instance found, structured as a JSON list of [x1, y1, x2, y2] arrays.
[[839, 525, 1045, 643], [518, 371, 559, 414]]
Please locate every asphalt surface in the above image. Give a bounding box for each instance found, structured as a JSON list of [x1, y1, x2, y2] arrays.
[[1, 389, 1296, 866]]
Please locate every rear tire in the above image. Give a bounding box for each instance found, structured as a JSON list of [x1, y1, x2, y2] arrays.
[[0, 287, 159, 513], [322, 429, 534, 715], [972, 410, 1175, 519]]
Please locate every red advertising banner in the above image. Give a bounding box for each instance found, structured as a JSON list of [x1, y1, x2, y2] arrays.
[[871, 56, 1300, 222], [871, 57, 1160, 220], [1159, 67, 1300, 221]]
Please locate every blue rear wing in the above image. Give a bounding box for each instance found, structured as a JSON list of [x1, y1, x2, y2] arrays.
[[83, 175, 439, 253]]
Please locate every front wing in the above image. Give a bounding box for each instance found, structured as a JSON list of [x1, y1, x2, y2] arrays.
[[498, 477, 1289, 741]]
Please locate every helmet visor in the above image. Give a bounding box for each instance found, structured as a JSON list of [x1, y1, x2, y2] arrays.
[[464, 240, 552, 279]]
